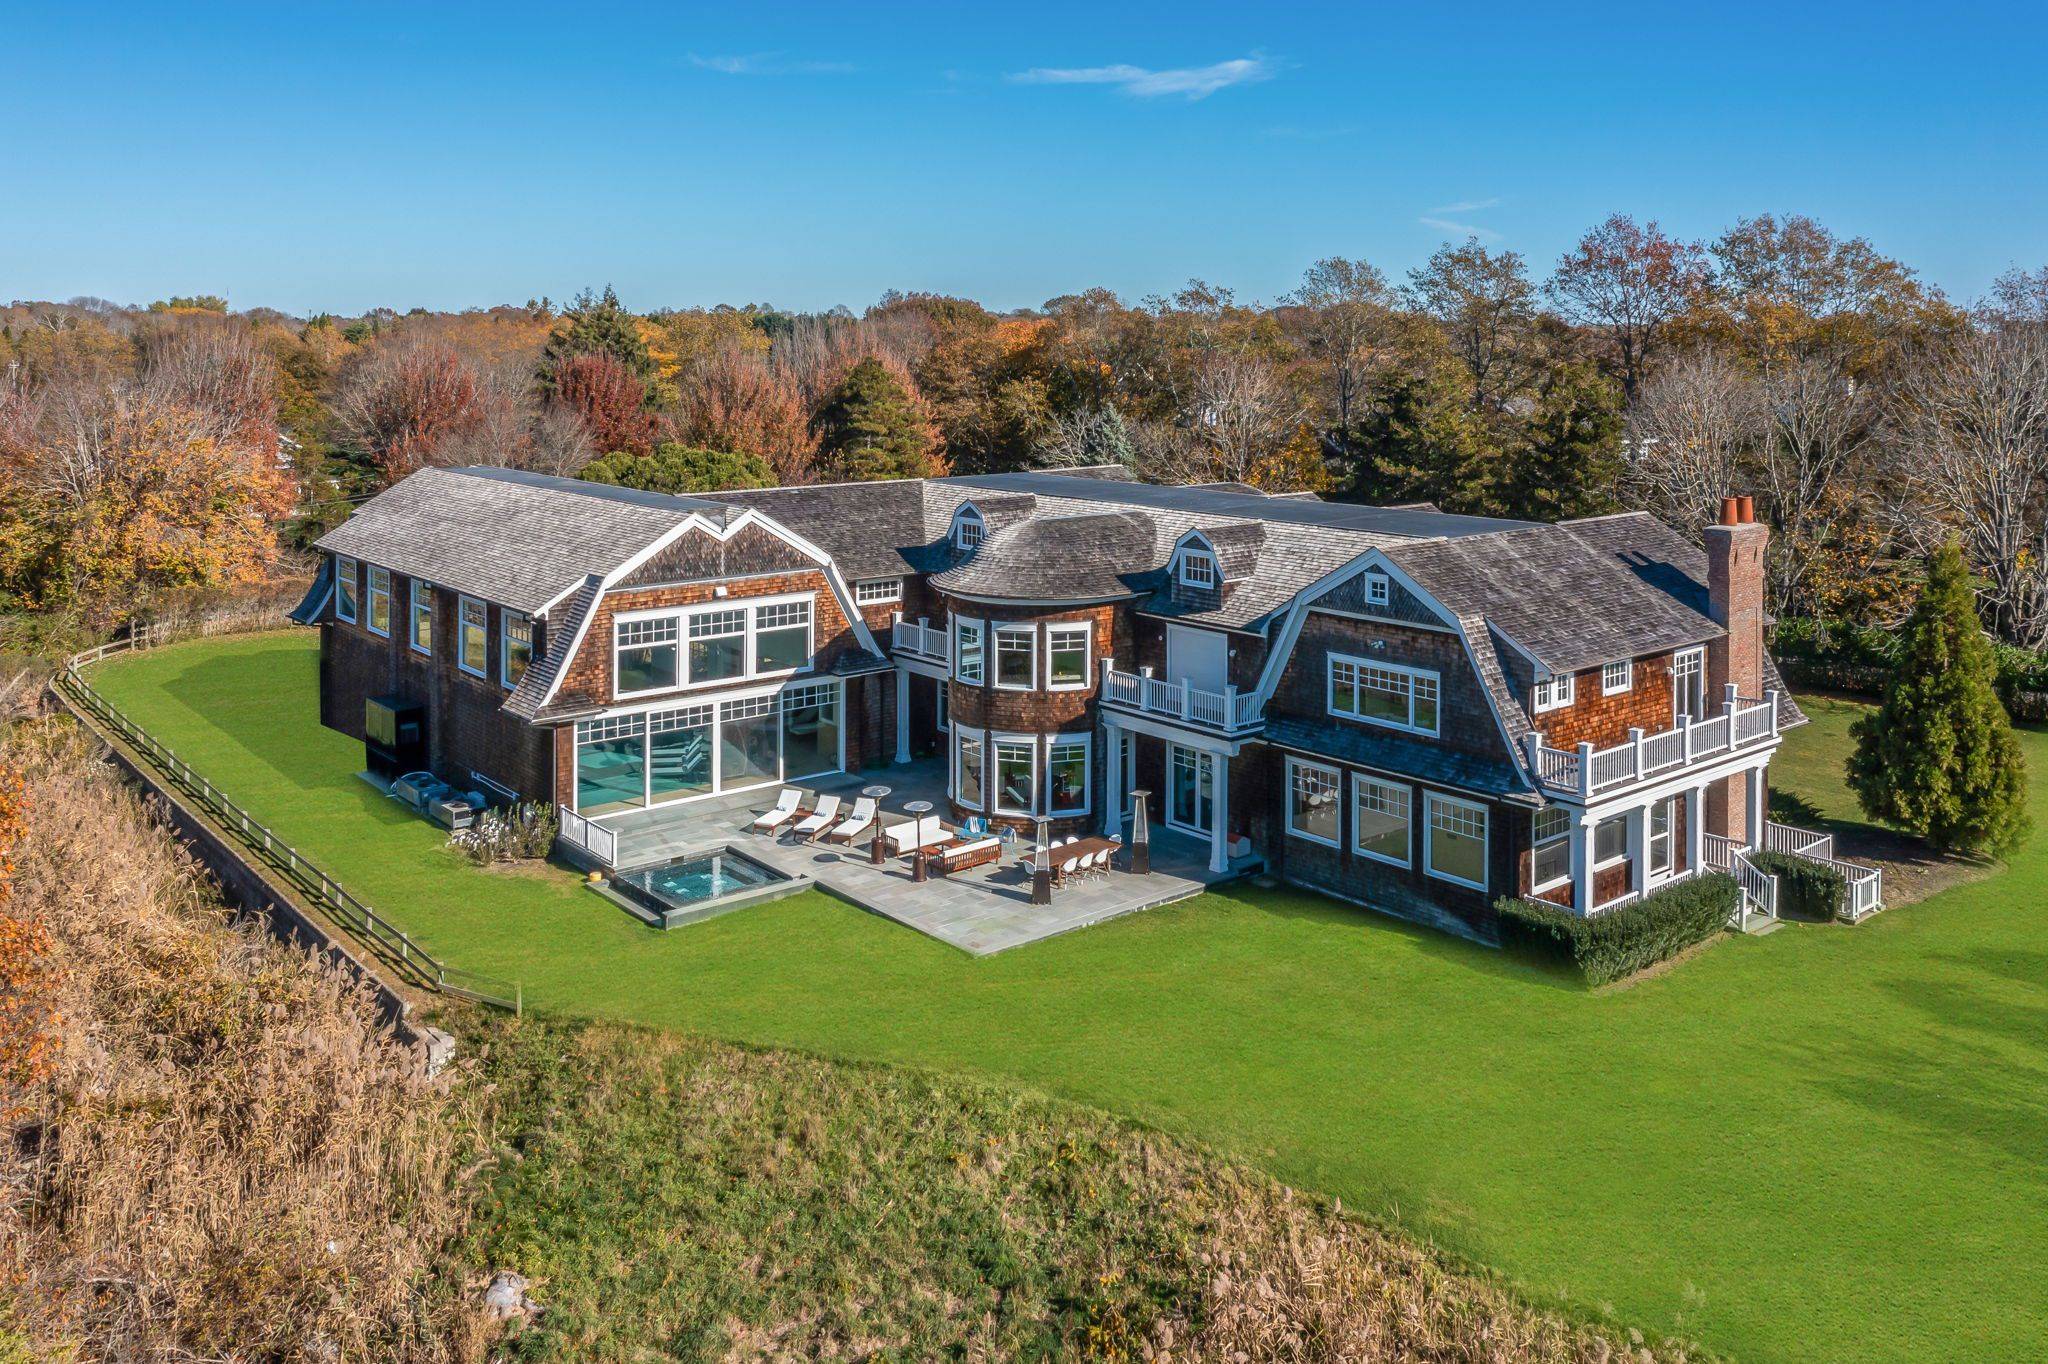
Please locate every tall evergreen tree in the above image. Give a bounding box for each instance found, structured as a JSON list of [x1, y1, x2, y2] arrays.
[[539, 286, 654, 397], [810, 357, 942, 481], [1502, 359, 1624, 520], [1847, 543, 2029, 856], [1343, 352, 1492, 513]]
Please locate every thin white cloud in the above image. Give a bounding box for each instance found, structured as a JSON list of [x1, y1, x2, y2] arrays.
[[688, 52, 853, 76], [1425, 197, 1502, 215], [1009, 55, 1275, 100], [1419, 217, 1504, 243]]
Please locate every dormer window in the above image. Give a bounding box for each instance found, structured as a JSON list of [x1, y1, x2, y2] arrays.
[[1180, 549, 1217, 589], [953, 507, 985, 551], [1532, 671, 1576, 713], [1365, 572, 1390, 607]]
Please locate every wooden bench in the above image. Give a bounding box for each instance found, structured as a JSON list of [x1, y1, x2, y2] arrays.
[[932, 836, 1001, 875]]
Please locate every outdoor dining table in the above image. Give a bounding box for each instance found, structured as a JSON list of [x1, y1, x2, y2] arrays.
[[1024, 835, 1122, 884]]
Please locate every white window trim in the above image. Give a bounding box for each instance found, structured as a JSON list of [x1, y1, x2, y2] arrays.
[[1592, 813, 1630, 870], [953, 616, 985, 685], [1179, 548, 1217, 589], [1045, 733, 1092, 818], [1424, 792, 1489, 893], [611, 592, 816, 700], [993, 623, 1037, 692], [365, 566, 391, 638], [1327, 652, 1441, 737], [456, 594, 489, 679], [1350, 773, 1411, 868], [952, 726, 987, 812], [1364, 572, 1390, 606], [1602, 659, 1633, 696], [855, 578, 903, 605], [409, 579, 433, 656], [1532, 670, 1575, 713], [1164, 743, 1213, 837], [1045, 619, 1093, 692], [501, 610, 532, 691], [334, 556, 358, 623], [1285, 756, 1343, 849], [1673, 646, 1707, 723], [991, 734, 1038, 817], [1531, 807, 1573, 893], [952, 507, 985, 551]]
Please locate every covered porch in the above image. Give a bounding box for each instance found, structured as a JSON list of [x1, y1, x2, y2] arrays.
[[574, 757, 1253, 955]]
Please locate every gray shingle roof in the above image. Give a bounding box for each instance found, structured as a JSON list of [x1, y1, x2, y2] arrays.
[[1192, 522, 1265, 581], [316, 467, 727, 615], [930, 511, 1158, 602], [696, 479, 932, 581], [503, 577, 601, 721], [1385, 525, 1722, 676], [1263, 715, 1529, 799]]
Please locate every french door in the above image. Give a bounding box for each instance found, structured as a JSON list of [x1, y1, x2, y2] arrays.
[[1167, 744, 1215, 835]]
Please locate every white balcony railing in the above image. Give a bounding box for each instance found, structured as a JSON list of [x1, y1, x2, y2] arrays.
[[558, 808, 618, 867], [1526, 686, 1781, 798], [1101, 664, 1264, 734], [890, 615, 950, 664]]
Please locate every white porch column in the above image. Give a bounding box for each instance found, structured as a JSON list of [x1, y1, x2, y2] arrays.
[[893, 669, 912, 765], [1208, 750, 1230, 874], [1573, 810, 1596, 914], [1688, 784, 1705, 873], [1102, 722, 1124, 840], [1746, 765, 1765, 849], [1627, 803, 1649, 900]]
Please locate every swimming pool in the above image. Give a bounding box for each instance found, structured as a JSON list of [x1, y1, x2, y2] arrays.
[[608, 848, 804, 927]]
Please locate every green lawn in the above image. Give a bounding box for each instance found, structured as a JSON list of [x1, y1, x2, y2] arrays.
[[92, 632, 2048, 1363]]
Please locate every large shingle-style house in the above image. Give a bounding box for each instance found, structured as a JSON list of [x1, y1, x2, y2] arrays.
[[292, 463, 1801, 940]]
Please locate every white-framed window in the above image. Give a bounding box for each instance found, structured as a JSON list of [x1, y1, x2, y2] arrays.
[[1047, 622, 1091, 690], [457, 595, 489, 678], [855, 578, 903, 605], [993, 738, 1036, 815], [954, 617, 984, 685], [616, 616, 681, 695], [1180, 548, 1217, 589], [1328, 654, 1440, 736], [1286, 758, 1342, 848], [1047, 735, 1090, 815], [1673, 646, 1706, 722], [1364, 572, 1390, 607], [1531, 806, 1571, 891], [994, 625, 1035, 690], [1648, 797, 1674, 876], [366, 566, 391, 637], [1425, 793, 1489, 891], [409, 580, 434, 655], [501, 611, 533, 689], [687, 608, 748, 683], [752, 599, 812, 674], [1593, 815, 1629, 867], [1352, 774, 1410, 867], [334, 556, 358, 623], [1532, 671, 1575, 713], [954, 729, 985, 809], [1602, 659, 1633, 695], [953, 506, 985, 551]]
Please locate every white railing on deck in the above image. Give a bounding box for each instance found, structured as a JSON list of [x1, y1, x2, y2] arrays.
[[1730, 848, 1779, 924], [1765, 820, 1835, 861], [889, 615, 950, 663], [1709, 825, 1883, 921], [559, 808, 618, 867], [1100, 665, 1263, 733], [1526, 685, 1781, 797], [1702, 831, 1740, 872]]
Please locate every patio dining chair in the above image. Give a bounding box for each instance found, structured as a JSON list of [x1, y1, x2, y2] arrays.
[[792, 794, 842, 841], [751, 788, 803, 834], [1058, 854, 1079, 886]]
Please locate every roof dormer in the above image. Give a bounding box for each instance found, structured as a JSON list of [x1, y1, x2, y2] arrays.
[[951, 503, 987, 552]]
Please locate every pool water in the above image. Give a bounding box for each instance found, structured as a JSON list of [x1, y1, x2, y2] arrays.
[[615, 850, 786, 912]]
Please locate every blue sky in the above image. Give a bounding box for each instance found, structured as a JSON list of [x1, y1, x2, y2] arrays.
[[6, 1, 2045, 315]]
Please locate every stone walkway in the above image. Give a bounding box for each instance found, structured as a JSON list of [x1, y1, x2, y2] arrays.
[[599, 762, 1254, 955]]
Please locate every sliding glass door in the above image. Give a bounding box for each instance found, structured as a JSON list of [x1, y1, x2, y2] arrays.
[[574, 681, 847, 815]]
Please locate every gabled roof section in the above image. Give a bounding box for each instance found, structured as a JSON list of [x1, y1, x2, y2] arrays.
[[931, 511, 1158, 603], [1184, 523, 1265, 581], [1384, 524, 1722, 676], [315, 467, 730, 615], [695, 478, 933, 581], [502, 577, 602, 722]]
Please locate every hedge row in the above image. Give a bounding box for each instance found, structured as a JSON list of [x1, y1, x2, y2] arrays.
[[1496, 874, 1738, 985], [1773, 617, 2048, 721], [1749, 850, 1847, 922]]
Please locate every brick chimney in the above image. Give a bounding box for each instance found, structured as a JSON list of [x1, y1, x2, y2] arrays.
[[1704, 495, 1768, 841]]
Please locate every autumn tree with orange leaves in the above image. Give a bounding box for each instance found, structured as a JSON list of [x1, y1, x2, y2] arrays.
[[0, 765, 54, 1123]]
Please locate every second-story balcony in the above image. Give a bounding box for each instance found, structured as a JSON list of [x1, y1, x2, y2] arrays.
[[1101, 665, 1264, 735], [1526, 686, 1782, 799], [890, 615, 950, 665]]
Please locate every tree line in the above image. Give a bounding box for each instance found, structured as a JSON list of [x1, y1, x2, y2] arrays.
[[4, 213, 2047, 650]]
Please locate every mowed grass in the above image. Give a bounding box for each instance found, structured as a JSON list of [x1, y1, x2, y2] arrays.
[[93, 632, 2048, 1363]]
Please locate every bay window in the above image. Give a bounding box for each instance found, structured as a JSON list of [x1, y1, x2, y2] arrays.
[[955, 618, 984, 684], [1047, 623, 1090, 689], [1329, 654, 1439, 736], [1047, 737, 1089, 814], [994, 739, 1036, 814], [955, 731, 985, 809], [1425, 794, 1488, 891], [1352, 774, 1411, 867], [1287, 759, 1341, 847], [994, 626, 1035, 690]]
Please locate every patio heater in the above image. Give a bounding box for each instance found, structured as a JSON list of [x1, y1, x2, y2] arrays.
[[1030, 817, 1052, 906], [1128, 789, 1151, 875]]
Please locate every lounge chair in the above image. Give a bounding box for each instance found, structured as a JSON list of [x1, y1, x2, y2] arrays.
[[884, 815, 954, 856], [934, 836, 1001, 875], [792, 794, 842, 840], [826, 796, 877, 844], [751, 788, 803, 834]]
